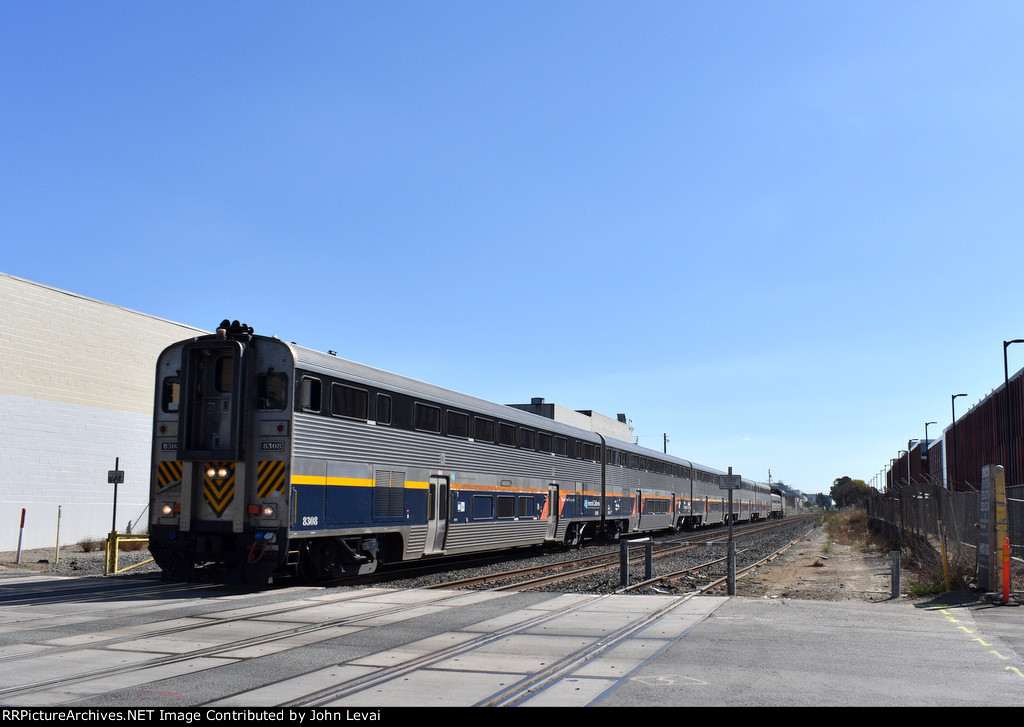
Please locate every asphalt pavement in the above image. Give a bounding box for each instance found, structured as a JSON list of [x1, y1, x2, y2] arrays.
[[596, 592, 1024, 707]]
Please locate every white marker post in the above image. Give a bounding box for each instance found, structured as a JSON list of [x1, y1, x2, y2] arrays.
[[16, 509, 25, 565]]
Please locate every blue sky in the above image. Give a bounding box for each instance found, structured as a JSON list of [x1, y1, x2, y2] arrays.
[[4, 2, 1024, 495]]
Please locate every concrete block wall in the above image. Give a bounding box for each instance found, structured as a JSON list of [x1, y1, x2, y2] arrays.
[[0, 273, 204, 550]]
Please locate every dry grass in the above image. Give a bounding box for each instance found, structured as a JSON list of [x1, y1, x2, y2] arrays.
[[77, 539, 103, 553], [77, 537, 149, 553], [822, 508, 887, 550]]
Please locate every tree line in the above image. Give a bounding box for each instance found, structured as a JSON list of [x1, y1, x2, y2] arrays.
[[829, 476, 873, 507]]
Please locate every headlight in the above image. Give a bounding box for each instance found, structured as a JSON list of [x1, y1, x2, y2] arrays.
[[161, 503, 175, 516], [262, 504, 276, 518]]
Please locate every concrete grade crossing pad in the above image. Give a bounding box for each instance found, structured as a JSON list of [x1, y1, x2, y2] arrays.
[[210, 593, 726, 707]]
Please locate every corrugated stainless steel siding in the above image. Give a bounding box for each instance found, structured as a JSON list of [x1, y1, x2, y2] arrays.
[[293, 413, 601, 484], [443, 520, 549, 554], [404, 525, 428, 558]]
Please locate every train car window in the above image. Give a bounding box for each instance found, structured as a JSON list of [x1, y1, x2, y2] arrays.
[[518, 497, 535, 518], [474, 417, 494, 443], [496, 496, 515, 518], [472, 495, 493, 520], [574, 441, 582, 459], [300, 377, 322, 412], [554, 437, 567, 456], [583, 443, 595, 461], [332, 383, 369, 420], [498, 422, 516, 446], [447, 410, 470, 438], [414, 403, 441, 433], [161, 377, 180, 413], [214, 355, 234, 393], [537, 432, 552, 453], [256, 373, 288, 410], [519, 428, 535, 450], [376, 393, 392, 425], [644, 498, 665, 515]]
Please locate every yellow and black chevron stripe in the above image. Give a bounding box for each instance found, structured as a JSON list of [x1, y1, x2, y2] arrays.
[[257, 460, 287, 498], [203, 462, 235, 518], [157, 461, 182, 491]]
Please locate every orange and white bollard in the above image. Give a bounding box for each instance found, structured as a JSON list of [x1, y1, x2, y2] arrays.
[[1002, 537, 1011, 605]]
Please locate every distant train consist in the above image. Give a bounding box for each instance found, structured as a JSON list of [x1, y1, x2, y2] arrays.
[[148, 320, 783, 583]]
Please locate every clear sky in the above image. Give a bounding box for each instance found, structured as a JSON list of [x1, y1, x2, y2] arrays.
[[4, 2, 1024, 496]]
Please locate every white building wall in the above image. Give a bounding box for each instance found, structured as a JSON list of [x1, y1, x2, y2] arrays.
[[550, 404, 634, 443], [0, 273, 203, 550]]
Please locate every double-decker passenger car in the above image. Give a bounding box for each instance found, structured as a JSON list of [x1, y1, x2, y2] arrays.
[[149, 320, 776, 583]]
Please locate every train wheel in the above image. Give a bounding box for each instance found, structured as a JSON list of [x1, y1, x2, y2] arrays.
[[294, 540, 340, 582], [159, 553, 195, 582], [563, 523, 582, 548]]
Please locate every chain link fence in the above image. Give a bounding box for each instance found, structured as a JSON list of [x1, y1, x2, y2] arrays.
[[866, 479, 1024, 594]]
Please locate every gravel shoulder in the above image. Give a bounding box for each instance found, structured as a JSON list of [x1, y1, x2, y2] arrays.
[[0, 544, 160, 578], [736, 523, 896, 601]]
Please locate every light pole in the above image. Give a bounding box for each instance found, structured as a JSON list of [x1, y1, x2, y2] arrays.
[[907, 440, 919, 485], [1003, 340, 1024, 487], [950, 393, 966, 489], [924, 422, 936, 479]]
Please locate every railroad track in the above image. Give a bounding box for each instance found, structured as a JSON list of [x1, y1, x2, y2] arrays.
[[426, 515, 814, 592], [622, 523, 813, 594]]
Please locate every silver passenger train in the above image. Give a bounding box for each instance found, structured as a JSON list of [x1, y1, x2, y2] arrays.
[[149, 320, 783, 583]]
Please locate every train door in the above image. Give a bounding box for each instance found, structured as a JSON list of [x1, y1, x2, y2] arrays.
[[180, 340, 244, 461], [178, 339, 246, 526], [545, 484, 560, 540], [424, 475, 449, 554]]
